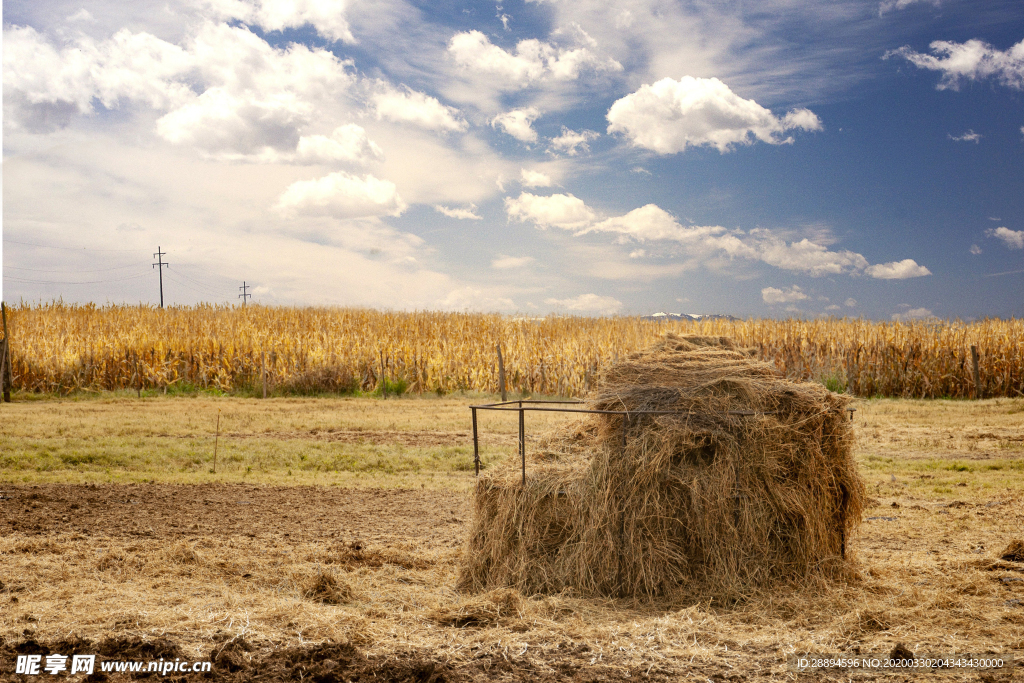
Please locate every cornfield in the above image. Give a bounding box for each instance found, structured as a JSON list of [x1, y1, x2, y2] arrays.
[[1, 303, 1021, 399]]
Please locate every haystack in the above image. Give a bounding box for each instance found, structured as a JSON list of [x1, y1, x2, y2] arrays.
[[457, 334, 864, 601]]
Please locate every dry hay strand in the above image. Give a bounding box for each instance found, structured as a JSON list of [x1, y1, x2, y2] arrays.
[[458, 333, 864, 602], [1001, 539, 1024, 562], [302, 567, 354, 605], [428, 588, 524, 628]]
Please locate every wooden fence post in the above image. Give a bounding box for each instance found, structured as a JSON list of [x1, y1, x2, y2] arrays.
[[971, 345, 981, 400], [1, 303, 11, 402], [497, 343, 507, 402], [380, 350, 387, 399], [0, 339, 6, 402], [262, 351, 267, 399]]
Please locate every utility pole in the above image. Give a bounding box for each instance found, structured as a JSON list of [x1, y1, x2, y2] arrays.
[[152, 247, 168, 308], [239, 281, 252, 306]]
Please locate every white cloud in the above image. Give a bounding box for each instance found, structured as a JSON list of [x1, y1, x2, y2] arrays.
[[587, 204, 708, 242], [845, 298, 857, 307], [295, 124, 383, 165], [762, 285, 809, 304], [548, 127, 600, 156], [544, 293, 622, 314], [756, 232, 869, 276], [491, 255, 534, 269], [275, 171, 406, 218], [492, 107, 540, 142], [3, 25, 194, 129], [438, 286, 516, 311], [434, 204, 482, 220], [606, 76, 822, 154], [970, 244, 982, 255], [864, 259, 932, 279], [878, 0, 940, 16], [67, 8, 96, 22], [891, 307, 935, 321], [371, 83, 468, 132], [948, 130, 981, 143], [202, 0, 356, 43], [521, 169, 553, 187], [887, 38, 1024, 91], [447, 30, 622, 90], [986, 226, 1024, 249], [165, 23, 354, 159], [505, 192, 597, 230], [507, 194, 931, 279], [156, 87, 308, 158], [3, 21, 357, 157], [825, 304, 841, 311]]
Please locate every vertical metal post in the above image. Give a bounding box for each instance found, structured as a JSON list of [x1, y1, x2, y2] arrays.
[[519, 405, 526, 485], [471, 407, 479, 476]]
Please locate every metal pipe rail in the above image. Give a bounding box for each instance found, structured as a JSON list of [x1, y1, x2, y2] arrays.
[[469, 399, 855, 484]]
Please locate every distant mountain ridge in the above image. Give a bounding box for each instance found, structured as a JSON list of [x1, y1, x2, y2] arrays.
[[641, 312, 740, 322]]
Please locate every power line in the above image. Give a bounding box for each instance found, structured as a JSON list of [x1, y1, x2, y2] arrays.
[[162, 270, 228, 300], [166, 266, 231, 295], [239, 281, 252, 306], [6, 263, 142, 274], [4, 272, 151, 285], [4, 238, 140, 253]]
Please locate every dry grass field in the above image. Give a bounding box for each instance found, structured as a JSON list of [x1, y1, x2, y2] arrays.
[[1, 394, 1023, 681]]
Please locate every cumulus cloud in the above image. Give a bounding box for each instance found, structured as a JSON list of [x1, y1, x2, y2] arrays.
[[606, 76, 822, 154], [4, 21, 357, 159], [157, 87, 309, 158], [544, 293, 622, 315], [492, 107, 541, 142], [520, 169, 553, 187], [438, 286, 516, 311], [970, 244, 982, 255], [3, 25, 194, 130], [505, 192, 597, 230], [491, 255, 534, 269], [548, 127, 600, 156], [891, 307, 935, 321], [864, 259, 932, 279], [162, 23, 354, 159], [506, 193, 931, 279], [434, 204, 482, 220], [371, 83, 468, 132], [986, 226, 1024, 249], [447, 30, 622, 90], [275, 171, 406, 218], [949, 130, 981, 143], [202, 0, 356, 43], [845, 298, 857, 307], [887, 38, 1024, 90], [762, 286, 809, 304], [295, 124, 383, 165], [825, 304, 841, 311]]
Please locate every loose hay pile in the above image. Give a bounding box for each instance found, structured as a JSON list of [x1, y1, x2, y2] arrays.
[[458, 334, 865, 601]]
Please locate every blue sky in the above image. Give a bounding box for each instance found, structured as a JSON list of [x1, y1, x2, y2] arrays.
[[2, 0, 1022, 319]]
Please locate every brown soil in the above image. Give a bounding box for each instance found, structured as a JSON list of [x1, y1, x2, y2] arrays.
[[2, 483, 1022, 683], [0, 636, 661, 683], [0, 484, 469, 545]]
